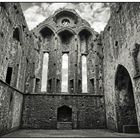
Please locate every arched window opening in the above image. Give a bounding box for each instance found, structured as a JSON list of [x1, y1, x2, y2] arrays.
[[13, 28, 20, 42], [6, 67, 13, 85], [57, 105, 72, 122], [35, 78, 40, 93], [79, 29, 92, 53], [41, 52, 49, 92], [62, 19, 70, 26], [82, 55, 88, 93], [115, 65, 138, 133], [59, 30, 73, 45], [70, 79, 74, 93], [78, 79, 82, 93], [40, 26, 54, 39], [90, 78, 94, 93], [56, 79, 60, 93], [48, 79, 52, 93], [61, 53, 68, 92]]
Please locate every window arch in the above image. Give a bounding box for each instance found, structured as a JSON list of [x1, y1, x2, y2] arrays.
[[62, 19, 70, 26], [78, 28, 92, 36], [39, 26, 54, 39], [53, 10, 78, 24], [115, 64, 138, 133], [13, 27, 20, 42], [79, 29, 92, 53], [58, 30, 74, 45], [57, 105, 72, 122]]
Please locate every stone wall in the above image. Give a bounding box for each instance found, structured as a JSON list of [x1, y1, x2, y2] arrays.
[[21, 94, 106, 129], [0, 2, 34, 135], [19, 8, 107, 130], [102, 3, 140, 132], [31, 9, 103, 95], [0, 3, 34, 92], [0, 79, 23, 135]]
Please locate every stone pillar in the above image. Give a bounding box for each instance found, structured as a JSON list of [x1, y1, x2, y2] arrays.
[[94, 45, 98, 95], [16, 42, 22, 90], [54, 34, 58, 93], [74, 35, 78, 94], [77, 35, 82, 94]]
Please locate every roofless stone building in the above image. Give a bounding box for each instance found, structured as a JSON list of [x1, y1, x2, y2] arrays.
[[0, 2, 140, 135]]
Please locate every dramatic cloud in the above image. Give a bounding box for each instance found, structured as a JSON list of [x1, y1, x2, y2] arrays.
[[21, 3, 110, 33]]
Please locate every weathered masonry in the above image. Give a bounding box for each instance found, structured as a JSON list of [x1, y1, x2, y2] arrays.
[[102, 3, 140, 133], [0, 3, 34, 135], [0, 2, 140, 135], [22, 8, 105, 130]]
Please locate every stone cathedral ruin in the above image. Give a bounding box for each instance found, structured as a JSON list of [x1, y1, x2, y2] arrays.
[[0, 2, 140, 136]]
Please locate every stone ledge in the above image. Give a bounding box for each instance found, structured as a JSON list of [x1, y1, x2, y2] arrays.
[[24, 93, 104, 97]]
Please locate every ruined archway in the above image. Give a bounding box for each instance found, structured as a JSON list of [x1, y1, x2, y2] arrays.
[[115, 64, 138, 133], [78, 29, 92, 53], [58, 29, 74, 45], [39, 26, 54, 39], [57, 105, 72, 122]]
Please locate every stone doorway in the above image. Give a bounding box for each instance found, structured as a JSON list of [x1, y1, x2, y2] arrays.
[[115, 64, 138, 133], [57, 105, 72, 129]]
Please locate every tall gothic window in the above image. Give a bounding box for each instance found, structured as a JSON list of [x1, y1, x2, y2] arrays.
[[82, 55, 88, 93], [61, 53, 68, 92], [41, 52, 49, 92]]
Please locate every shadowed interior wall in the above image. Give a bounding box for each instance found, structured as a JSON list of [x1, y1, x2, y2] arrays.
[[22, 8, 105, 130], [115, 65, 138, 132], [0, 80, 23, 135], [102, 3, 140, 132], [0, 2, 34, 135], [21, 94, 106, 129]]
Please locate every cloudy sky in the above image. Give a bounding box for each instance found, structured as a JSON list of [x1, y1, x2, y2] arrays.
[[21, 3, 110, 33]]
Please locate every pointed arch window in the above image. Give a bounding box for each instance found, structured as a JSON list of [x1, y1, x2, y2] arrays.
[[61, 53, 68, 92], [82, 55, 88, 93], [41, 52, 49, 92]]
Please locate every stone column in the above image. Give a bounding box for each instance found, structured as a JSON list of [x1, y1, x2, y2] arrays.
[[54, 34, 58, 93], [53, 34, 58, 93], [74, 35, 78, 94]]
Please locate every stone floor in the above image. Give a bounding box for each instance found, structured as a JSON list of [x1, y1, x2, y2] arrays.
[[2, 129, 140, 138]]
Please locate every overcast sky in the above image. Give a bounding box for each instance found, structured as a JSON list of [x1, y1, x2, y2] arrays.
[[21, 3, 110, 33]]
